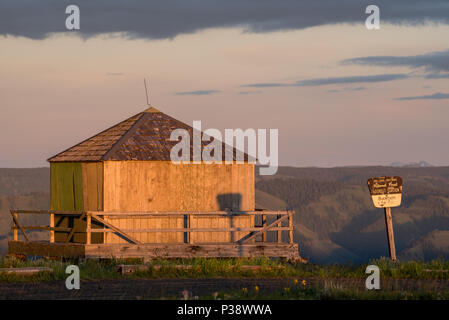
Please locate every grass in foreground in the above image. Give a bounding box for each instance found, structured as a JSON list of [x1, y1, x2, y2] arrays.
[[0, 256, 449, 283], [193, 286, 449, 300], [1, 256, 449, 299]]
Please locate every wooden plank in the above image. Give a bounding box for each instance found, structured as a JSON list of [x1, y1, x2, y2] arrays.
[[238, 214, 290, 244], [83, 162, 104, 211], [87, 211, 285, 216], [82, 163, 89, 211], [87, 227, 291, 233], [84, 243, 300, 260], [97, 162, 104, 211], [89, 213, 142, 244], [11, 226, 72, 232], [11, 210, 84, 215], [0, 267, 53, 276]]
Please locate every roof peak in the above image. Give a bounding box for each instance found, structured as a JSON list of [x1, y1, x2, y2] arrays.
[[143, 106, 160, 113], [47, 104, 249, 162]]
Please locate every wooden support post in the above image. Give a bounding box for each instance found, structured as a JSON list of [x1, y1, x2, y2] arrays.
[[230, 215, 235, 243], [384, 207, 396, 262], [50, 212, 55, 243], [184, 214, 192, 244], [13, 212, 18, 241], [189, 214, 193, 244], [10, 209, 29, 242], [288, 211, 293, 244], [277, 213, 282, 243], [86, 214, 91, 245], [250, 215, 254, 243], [262, 214, 267, 242]]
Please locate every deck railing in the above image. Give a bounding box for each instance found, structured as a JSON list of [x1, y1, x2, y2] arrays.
[[10, 209, 294, 245]]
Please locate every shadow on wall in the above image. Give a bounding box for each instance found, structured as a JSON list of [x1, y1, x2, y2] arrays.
[[217, 193, 243, 243], [216, 193, 242, 212]]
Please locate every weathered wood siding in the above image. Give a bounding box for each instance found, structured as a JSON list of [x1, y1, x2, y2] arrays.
[[81, 162, 104, 243], [50, 162, 83, 242], [102, 161, 255, 243], [81, 162, 103, 212], [50, 162, 103, 243]]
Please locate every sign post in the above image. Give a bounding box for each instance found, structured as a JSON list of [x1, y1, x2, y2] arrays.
[[367, 176, 403, 262], [383, 207, 396, 262]]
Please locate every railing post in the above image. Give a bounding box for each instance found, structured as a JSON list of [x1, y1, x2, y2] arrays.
[[288, 211, 293, 244], [50, 212, 55, 243], [86, 214, 91, 245], [230, 213, 234, 243], [277, 212, 282, 243], [250, 214, 255, 243], [13, 211, 18, 241], [186, 213, 192, 244], [262, 214, 266, 242]]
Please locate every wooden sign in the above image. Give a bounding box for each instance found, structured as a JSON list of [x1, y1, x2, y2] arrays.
[[367, 176, 402, 262], [367, 176, 403, 208]]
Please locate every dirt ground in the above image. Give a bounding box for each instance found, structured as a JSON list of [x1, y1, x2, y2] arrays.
[[1, 278, 448, 300]]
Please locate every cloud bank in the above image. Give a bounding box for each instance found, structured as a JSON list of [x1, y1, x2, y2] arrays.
[[395, 92, 449, 100], [343, 49, 449, 72], [1, 1, 449, 40], [242, 74, 408, 88]]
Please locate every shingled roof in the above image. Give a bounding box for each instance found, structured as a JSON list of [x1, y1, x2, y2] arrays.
[[48, 106, 248, 162]]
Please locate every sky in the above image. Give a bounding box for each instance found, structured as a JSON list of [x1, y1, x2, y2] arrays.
[[1, 0, 449, 167]]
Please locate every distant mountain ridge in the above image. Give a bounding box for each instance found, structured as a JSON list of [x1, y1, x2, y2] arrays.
[[390, 161, 433, 167]]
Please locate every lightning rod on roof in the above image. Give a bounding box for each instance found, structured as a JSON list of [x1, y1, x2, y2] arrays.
[[144, 78, 150, 105]]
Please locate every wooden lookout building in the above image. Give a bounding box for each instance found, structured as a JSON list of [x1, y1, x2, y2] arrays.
[[9, 106, 299, 260]]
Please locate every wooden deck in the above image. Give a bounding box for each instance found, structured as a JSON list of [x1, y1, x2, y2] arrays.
[[8, 241, 300, 260]]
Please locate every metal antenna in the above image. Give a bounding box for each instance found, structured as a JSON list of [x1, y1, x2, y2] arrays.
[[144, 78, 150, 105]]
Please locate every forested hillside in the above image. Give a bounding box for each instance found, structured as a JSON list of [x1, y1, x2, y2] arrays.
[[256, 166, 449, 263], [1, 166, 449, 263]]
